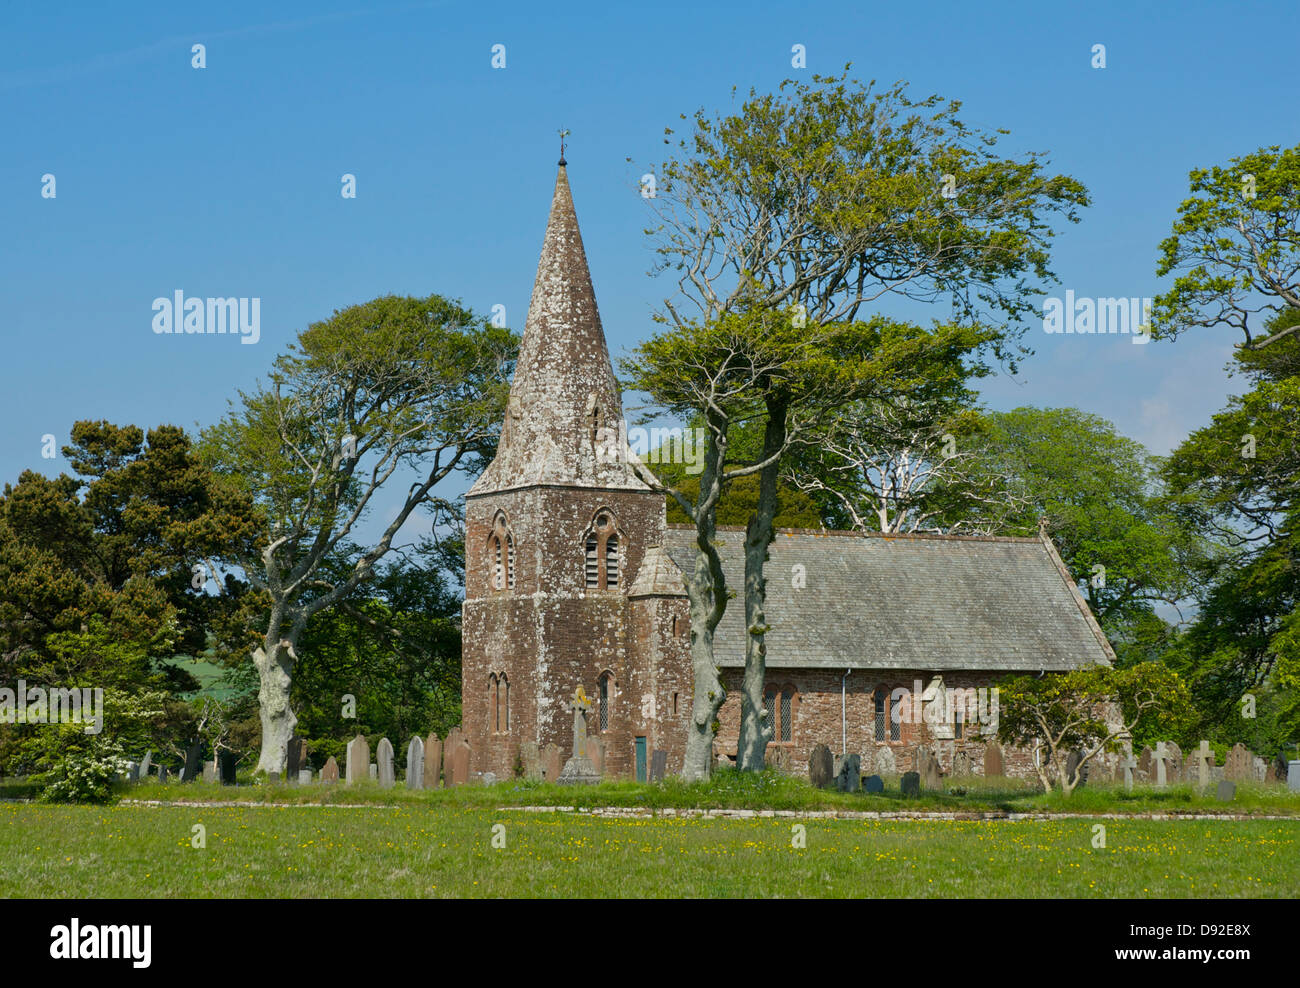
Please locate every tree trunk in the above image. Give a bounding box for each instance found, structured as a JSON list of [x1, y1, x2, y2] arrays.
[[680, 424, 730, 782], [736, 399, 784, 772], [253, 640, 297, 775]]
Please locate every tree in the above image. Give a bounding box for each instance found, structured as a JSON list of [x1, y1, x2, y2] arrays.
[[1152, 143, 1300, 350], [635, 69, 1088, 771], [200, 295, 515, 774], [995, 664, 1192, 796]]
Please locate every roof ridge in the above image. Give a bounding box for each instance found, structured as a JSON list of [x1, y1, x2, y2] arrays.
[[664, 523, 1040, 544]]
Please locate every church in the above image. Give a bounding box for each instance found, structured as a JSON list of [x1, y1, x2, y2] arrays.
[[460, 158, 1114, 783]]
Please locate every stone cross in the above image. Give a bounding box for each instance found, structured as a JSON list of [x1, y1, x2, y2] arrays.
[[1197, 740, 1212, 789], [1120, 753, 1137, 792], [1155, 741, 1168, 788], [568, 685, 592, 759]]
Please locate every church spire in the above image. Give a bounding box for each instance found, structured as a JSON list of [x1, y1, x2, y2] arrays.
[[469, 158, 648, 496]]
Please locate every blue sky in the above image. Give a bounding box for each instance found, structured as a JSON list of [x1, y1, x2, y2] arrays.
[[1, 0, 1293, 538]]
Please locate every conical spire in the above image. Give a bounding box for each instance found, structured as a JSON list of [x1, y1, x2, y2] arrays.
[[470, 163, 648, 496]]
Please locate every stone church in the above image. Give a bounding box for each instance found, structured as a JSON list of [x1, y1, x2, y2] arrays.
[[461, 160, 1114, 783]]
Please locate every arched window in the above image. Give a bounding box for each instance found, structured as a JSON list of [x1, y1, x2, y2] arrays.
[[765, 683, 799, 745], [490, 673, 509, 734], [597, 671, 613, 732], [874, 685, 902, 742], [583, 511, 621, 589], [488, 511, 515, 592]]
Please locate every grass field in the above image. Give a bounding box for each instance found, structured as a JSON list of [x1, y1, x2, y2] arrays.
[[1, 802, 1295, 898]]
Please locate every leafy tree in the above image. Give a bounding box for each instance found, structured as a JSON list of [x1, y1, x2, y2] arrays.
[[1152, 143, 1300, 350], [995, 664, 1193, 796], [200, 295, 515, 774], [633, 69, 1087, 773]]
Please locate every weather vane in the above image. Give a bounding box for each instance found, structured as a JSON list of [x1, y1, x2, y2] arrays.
[[558, 127, 570, 166]]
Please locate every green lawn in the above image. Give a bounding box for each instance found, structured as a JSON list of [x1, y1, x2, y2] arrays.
[[1, 802, 1294, 898]]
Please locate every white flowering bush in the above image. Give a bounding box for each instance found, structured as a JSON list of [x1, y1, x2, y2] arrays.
[[39, 733, 130, 804]]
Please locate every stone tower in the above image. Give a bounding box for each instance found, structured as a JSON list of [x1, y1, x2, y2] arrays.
[[461, 160, 688, 780]]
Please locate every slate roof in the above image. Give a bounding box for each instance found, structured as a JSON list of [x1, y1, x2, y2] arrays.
[[660, 526, 1113, 672]]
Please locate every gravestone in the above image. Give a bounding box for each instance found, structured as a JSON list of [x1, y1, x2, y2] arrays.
[[1265, 754, 1288, 785], [873, 746, 896, 777], [835, 753, 861, 793], [863, 774, 884, 794], [1250, 755, 1267, 783], [1223, 743, 1252, 781], [157, 765, 168, 783], [139, 751, 152, 778], [520, 741, 542, 782], [901, 771, 921, 798], [952, 750, 972, 777], [406, 736, 424, 790], [369, 763, 378, 781], [444, 726, 464, 759], [1216, 780, 1236, 802], [1137, 746, 1154, 783], [557, 687, 601, 784], [202, 761, 216, 784], [182, 740, 203, 783], [542, 743, 562, 782], [126, 762, 139, 784], [983, 743, 1003, 778], [1120, 753, 1137, 792], [586, 736, 605, 777], [921, 749, 942, 790], [768, 746, 791, 773], [442, 736, 458, 788], [832, 754, 844, 780], [218, 750, 237, 785], [482, 772, 498, 785], [1163, 741, 1184, 782], [287, 737, 308, 777], [1195, 740, 1213, 789], [376, 738, 395, 788], [425, 733, 442, 789], [298, 769, 312, 785], [345, 735, 370, 785], [450, 740, 470, 786], [1289, 762, 1300, 793], [268, 771, 280, 784], [1153, 743, 1169, 788], [808, 744, 833, 789], [649, 749, 668, 783], [321, 757, 339, 784]]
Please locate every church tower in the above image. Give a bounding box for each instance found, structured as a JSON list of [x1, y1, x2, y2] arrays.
[[461, 157, 688, 780]]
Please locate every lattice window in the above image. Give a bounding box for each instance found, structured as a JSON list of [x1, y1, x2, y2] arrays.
[[874, 690, 887, 742], [780, 690, 792, 743], [598, 672, 611, 732]]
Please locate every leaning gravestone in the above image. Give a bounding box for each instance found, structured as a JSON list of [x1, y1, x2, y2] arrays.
[[376, 738, 395, 788], [321, 757, 339, 784], [835, 753, 861, 793], [520, 741, 542, 781], [983, 743, 1003, 778], [1216, 780, 1236, 802], [808, 744, 833, 789], [424, 733, 442, 789], [139, 751, 152, 778], [218, 750, 237, 785], [863, 774, 884, 794], [542, 743, 562, 782], [406, 736, 424, 790], [650, 749, 668, 783], [901, 771, 921, 798], [345, 734, 370, 785]]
